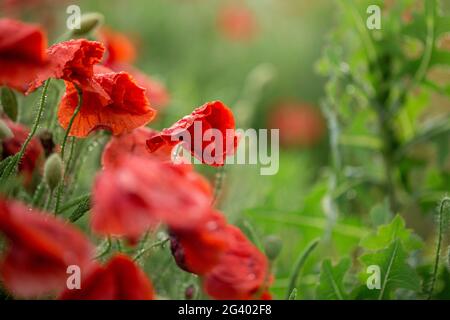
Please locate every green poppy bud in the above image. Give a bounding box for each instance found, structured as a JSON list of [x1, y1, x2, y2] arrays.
[[0, 119, 13, 140], [263, 235, 282, 261], [72, 12, 104, 36], [44, 153, 63, 190]]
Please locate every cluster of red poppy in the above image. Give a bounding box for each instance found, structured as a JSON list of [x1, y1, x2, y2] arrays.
[[0, 18, 271, 300]]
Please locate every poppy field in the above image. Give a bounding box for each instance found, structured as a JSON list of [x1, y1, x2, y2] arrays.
[[0, 0, 449, 301]]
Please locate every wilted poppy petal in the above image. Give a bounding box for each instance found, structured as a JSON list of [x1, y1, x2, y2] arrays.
[[146, 101, 237, 166], [0, 18, 47, 93], [28, 39, 106, 94], [92, 155, 212, 239], [58, 70, 156, 137], [60, 254, 154, 300], [0, 199, 95, 298], [203, 225, 269, 300], [1, 117, 44, 185]]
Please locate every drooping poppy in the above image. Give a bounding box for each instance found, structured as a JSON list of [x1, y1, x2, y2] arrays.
[[91, 155, 212, 240], [60, 254, 154, 300], [146, 101, 237, 166], [203, 225, 269, 300], [0, 18, 47, 93], [169, 210, 230, 275], [101, 127, 174, 169], [0, 198, 95, 298], [27, 39, 107, 95], [1, 117, 44, 185], [57, 67, 156, 137], [99, 27, 170, 109]]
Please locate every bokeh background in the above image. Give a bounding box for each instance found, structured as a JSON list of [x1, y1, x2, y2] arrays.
[[2, 0, 449, 300]]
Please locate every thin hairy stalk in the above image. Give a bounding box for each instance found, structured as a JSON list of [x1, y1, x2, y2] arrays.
[[43, 189, 54, 212], [0, 80, 50, 180], [133, 238, 170, 262], [285, 239, 320, 299], [60, 86, 82, 159], [54, 88, 82, 214], [428, 197, 450, 300], [212, 165, 226, 206]]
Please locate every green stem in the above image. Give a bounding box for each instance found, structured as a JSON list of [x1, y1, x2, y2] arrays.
[[60, 86, 82, 160], [54, 88, 82, 214], [0, 79, 50, 180], [285, 239, 320, 299], [428, 197, 450, 300], [44, 188, 54, 212], [133, 238, 170, 262]]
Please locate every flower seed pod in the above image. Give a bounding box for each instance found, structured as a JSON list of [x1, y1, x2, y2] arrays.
[[0, 119, 13, 140], [263, 235, 282, 261], [72, 12, 104, 36], [44, 153, 63, 190]]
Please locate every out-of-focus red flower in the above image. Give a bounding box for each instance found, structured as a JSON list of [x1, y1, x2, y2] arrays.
[[218, 4, 258, 42], [1, 118, 44, 185], [170, 210, 230, 275], [0, 198, 95, 298], [58, 67, 156, 137], [0, 18, 47, 93], [28, 39, 106, 95], [91, 155, 213, 240], [101, 127, 174, 169], [146, 101, 237, 166], [203, 225, 269, 300], [60, 254, 154, 300], [268, 102, 326, 148], [99, 27, 136, 66], [99, 27, 170, 109]]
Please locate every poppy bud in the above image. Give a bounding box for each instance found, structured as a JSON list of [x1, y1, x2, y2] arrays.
[[184, 284, 195, 300], [72, 12, 104, 36], [0, 119, 13, 140], [263, 235, 282, 261], [1, 87, 18, 121], [44, 153, 63, 190]]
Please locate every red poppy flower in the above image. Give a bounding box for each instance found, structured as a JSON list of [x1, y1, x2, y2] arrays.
[[99, 27, 137, 66], [268, 102, 325, 148], [0, 198, 95, 298], [146, 101, 237, 166], [99, 27, 170, 109], [203, 225, 269, 300], [60, 254, 154, 300], [92, 155, 212, 240], [1, 118, 44, 185], [58, 67, 156, 137], [170, 210, 230, 275], [28, 39, 106, 95], [0, 18, 47, 93], [218, 4, 258, 42], [101, 127, 174, 169]]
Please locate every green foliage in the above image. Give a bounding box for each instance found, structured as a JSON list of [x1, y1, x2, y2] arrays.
[[316, 258, 351, 300]]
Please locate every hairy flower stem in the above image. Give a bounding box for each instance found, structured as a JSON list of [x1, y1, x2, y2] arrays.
[[428, 197, 450, 300], [285, 238, 320, 299], [54, 87, 82, 214], [0, 79, 50, 180]]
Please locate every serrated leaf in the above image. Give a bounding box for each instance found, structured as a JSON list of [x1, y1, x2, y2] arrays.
[[316, 258, 350, 300], [68, 196, 91, 222], [359, 240, 421, 299], [361, 215, 423, 252]]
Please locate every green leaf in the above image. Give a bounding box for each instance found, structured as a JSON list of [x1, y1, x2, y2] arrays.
[[361, 215, 422, 252], [0, 88, 18, 121], [316, 258, 350, 300], [359, 240, 421, 299], [68, 196, 91, 222], [369, 200, 393, 227]]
